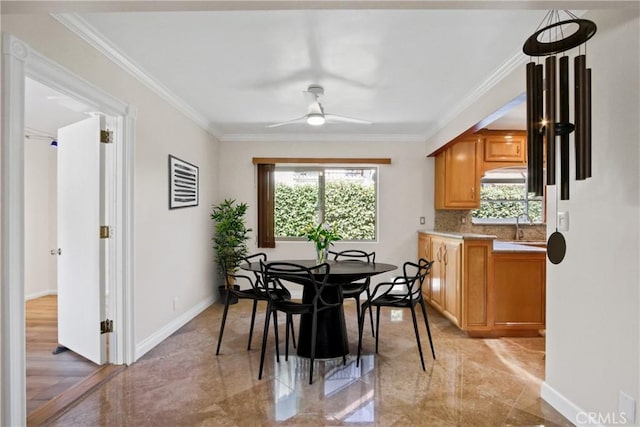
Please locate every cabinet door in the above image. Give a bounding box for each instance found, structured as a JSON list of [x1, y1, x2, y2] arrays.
[[443, 241, 461, 326], [429, 239, 445, 311], [443, 137, 480, 208], [418, 233, 431, 300], [484, 134, 526, 163]]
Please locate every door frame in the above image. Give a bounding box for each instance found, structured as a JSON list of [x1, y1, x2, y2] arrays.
[[1, 34, 136, 426]]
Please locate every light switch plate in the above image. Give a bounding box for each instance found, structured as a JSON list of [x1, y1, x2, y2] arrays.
[[419, 216, 425, 225], [557, 211, 569, 231]]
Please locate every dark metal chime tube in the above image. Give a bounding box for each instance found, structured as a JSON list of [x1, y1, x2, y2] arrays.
[[526, 62, 536, 194], [586, 68, 592, 178], [575, 54, 587, 181], [545, 55, 557, 186], [559, 56, 570, 200], [534, 63, 545, 196]]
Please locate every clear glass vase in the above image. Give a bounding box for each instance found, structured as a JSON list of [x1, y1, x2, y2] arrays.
[[316, 247, 328, 264]]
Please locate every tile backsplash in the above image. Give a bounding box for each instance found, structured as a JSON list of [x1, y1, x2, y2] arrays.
[[434, 210, 547, 241]]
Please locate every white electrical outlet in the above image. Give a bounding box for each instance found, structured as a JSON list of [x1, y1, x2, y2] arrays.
[[619, 391, 636, 424], [557, 211, 569, 231]]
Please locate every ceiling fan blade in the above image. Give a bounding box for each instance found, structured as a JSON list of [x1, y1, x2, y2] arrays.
[[266, 116, 308, 128], [324, 114, 372, 125]]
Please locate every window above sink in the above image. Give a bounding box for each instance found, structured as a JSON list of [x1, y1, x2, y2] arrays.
[[471, 167, 545, 225]]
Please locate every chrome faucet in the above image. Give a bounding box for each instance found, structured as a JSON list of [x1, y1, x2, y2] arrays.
[[515, 213, 532, 240]]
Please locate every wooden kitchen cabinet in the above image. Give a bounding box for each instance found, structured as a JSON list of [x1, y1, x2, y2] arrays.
[[419, 232, 546, 337], [442, 239, 461, 326], [434, 136, 481, 210], [419, 233, 465, 328], [483, 130, 526, 163]]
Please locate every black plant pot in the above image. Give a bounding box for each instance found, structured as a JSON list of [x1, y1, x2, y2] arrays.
[[218, 284, 240, 305]]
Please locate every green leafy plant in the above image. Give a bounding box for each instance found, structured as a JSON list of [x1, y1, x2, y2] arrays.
[[211, 199, 252, 287], [300, 222, 341, 251]]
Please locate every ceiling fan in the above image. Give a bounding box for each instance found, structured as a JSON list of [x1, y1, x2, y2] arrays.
[[266, 85, 371, 128]]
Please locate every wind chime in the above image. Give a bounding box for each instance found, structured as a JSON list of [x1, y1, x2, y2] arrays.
[[522, 10, 596, 263]]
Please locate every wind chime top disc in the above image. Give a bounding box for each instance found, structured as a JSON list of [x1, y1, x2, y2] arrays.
[[523, 19, 597, 56]]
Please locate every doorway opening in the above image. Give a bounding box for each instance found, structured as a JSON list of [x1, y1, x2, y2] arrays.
[[24, 78, 113, 416], [2, 34, 135, 426]]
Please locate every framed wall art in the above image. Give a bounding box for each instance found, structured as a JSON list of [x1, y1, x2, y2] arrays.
[[169, 155, 199, 209]]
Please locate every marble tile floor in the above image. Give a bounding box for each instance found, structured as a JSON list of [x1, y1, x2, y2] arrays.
[[51, 300, 572, 426]]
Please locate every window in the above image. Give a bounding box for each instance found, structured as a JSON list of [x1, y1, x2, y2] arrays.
[[471, 168, 544, 224], [274, 167, 377, 240]]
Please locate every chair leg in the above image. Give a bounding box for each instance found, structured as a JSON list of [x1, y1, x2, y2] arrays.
[[357, 304, 366, 367], [419, 298, 436, 360], [247, 299, 258, 351], [215, 294, 231, 355], [375, 306, 381, 354], [273, 311, 280, 363], [288, 316, 297, 349], [258, 308, 272, 380], [285, 314, 290, 361], [309, 311, 318, 385], [365, 289, 375, 338], [409, 305, 426, 371]]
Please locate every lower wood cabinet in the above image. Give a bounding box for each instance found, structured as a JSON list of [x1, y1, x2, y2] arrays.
[[418, 232, 545, 337]]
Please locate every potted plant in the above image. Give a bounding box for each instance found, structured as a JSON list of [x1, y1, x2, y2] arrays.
[[211, 199, 252, 303]]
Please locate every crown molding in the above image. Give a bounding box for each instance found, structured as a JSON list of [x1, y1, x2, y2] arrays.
[[220, 132, 426, 143], [51, 13, 222, 138]]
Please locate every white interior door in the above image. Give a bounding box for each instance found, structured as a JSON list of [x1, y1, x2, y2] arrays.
[[57, 116, 104, 365]]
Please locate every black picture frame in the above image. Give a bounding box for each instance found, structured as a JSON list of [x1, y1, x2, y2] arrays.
[[169, 155, 199, 209]]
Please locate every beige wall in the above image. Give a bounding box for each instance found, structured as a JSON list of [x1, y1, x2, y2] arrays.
[[543, 9, 639, 422], [24, 136, 57, 299], [219, 139, 434, 279], [2, 13, 220, 354]]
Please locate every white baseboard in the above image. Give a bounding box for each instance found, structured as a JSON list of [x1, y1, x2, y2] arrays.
[[541, 381, 600, 427], [25, 290, 57, 301], [135, 295, 215, 360]]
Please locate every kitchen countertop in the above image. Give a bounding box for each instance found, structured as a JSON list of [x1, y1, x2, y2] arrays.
[[418, 230, 496, 240], [493, 240, 546, 253]]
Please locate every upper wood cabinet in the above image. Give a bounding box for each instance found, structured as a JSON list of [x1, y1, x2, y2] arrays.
[[434, 135, 481, 210], [481, 130, 527, 165]]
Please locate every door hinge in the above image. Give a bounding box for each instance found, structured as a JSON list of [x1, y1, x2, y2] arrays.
[[100, 225, 111, 239], [100, 130, 113, 144], [100, 319, 114, 334]]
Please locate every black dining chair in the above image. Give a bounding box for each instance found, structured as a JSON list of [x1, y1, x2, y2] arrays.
[[257, 261, 345, 384], [356, 258, 435, 371], [215, 253, 295, 355], [328, 249, 376, 338]]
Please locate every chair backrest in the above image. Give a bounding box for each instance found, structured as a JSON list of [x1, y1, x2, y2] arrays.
[[402, 258, 433, 300], [329, 249, 375, 264], [259, 261, 339, 308]]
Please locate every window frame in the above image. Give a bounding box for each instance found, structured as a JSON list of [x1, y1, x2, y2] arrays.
[[471, 169, 545, 225], [254, 158, 390, 248]]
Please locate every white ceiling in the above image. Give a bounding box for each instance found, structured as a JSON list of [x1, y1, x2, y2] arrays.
[[24, 5, 558, 141]]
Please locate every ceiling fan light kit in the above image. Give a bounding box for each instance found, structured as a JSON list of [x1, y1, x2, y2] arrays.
[[267, 85, 371, 128], [307, 113, 325, 126]]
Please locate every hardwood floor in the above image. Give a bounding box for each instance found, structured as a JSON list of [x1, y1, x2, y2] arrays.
[[25, 295, 100, 418]]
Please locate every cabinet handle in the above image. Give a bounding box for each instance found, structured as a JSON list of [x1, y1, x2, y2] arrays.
[[436, 246, 442, 262], [517, 145, 521, 154], [443, 248, 448, 265], [471, 186, 475, 200]]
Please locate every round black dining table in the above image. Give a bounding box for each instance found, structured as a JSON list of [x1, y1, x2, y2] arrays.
[[243, 259, 397, 359]]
